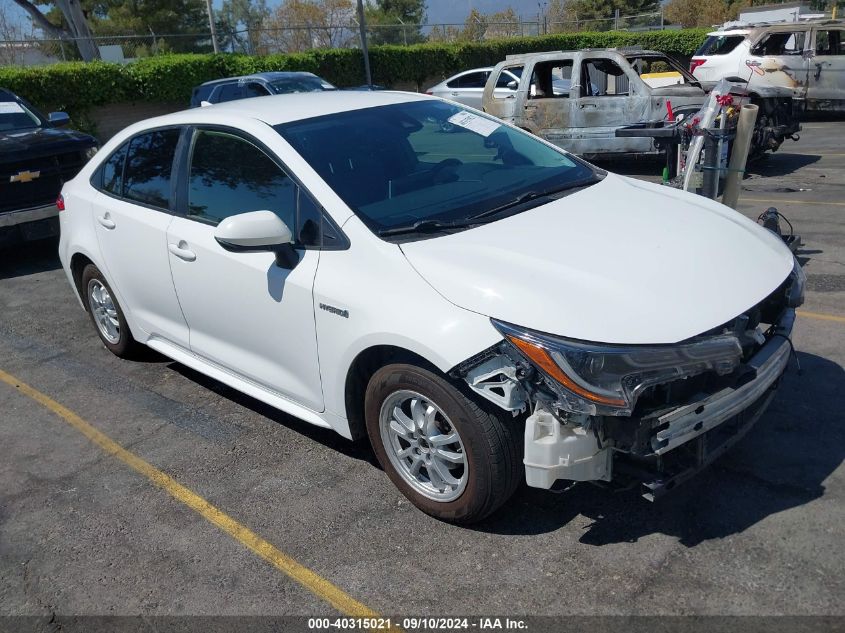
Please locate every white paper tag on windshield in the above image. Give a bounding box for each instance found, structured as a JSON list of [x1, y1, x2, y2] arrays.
[[0, 102, 25, 115], [447, 111, 501, 137]]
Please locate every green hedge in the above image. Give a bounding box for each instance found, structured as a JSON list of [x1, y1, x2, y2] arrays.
[[0, 28, 708, 129]]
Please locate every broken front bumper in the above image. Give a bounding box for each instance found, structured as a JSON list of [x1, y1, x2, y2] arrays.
[[523, 309, 795, 494]]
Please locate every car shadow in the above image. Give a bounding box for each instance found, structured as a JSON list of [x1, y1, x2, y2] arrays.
[[472, 351, 843, 545], [745, 152, 821, 179], [166, 363, 378, 465], [0, 238, 62, 280]]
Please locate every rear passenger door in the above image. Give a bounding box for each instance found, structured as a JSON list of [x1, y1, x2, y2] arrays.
[[808, 27, 845, 107], [90, 127, 189, 347], [446, 71, 490, 109]]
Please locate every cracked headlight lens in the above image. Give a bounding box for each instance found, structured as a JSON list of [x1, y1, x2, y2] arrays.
[[492, 319, 743, 416]]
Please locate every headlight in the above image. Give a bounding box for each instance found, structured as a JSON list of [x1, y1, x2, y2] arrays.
[[492, 319, 743, 416], [83, 146, 98, 161]]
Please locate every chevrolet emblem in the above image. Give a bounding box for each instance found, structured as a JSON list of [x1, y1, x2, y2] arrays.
[[10, 170, 40, 184]]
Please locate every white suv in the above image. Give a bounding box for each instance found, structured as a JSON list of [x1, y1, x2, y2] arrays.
[[691, 20, 845, 112], [59, 91, 803, 523]]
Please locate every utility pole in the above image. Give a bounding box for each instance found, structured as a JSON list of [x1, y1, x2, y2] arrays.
[[205, 0, 220, 53], [356, 0, 373, 88]]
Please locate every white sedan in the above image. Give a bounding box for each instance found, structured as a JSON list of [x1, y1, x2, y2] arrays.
[[58, 91, 803, 523]]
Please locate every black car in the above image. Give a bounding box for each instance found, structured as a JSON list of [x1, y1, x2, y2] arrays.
[[0, 88, 98, 247], [190, 72, 338, 107], [189, 72, 388, 108]]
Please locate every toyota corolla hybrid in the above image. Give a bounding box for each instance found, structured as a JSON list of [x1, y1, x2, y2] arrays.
[[58, 91, 804, 523]]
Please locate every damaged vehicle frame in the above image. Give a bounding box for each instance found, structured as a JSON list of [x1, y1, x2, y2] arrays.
[[482, 49, 800, 159]]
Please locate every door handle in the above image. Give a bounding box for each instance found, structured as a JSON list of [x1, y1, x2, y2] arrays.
[[451, 92, 459, 96], [96, 213, 115, 230], [579, 103, 598, 109], [168, 242, 196, 262]]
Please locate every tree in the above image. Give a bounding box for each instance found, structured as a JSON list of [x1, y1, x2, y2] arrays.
[[547, 0, 659, 31], [87, 0, 211, 52], [364, 0, 425, 45], [485, 7, 520, 39], [11, 0, 99, 60], [664, 0, 748, 28], [261, 0, 355, 52], [216, 0, 269, 54]]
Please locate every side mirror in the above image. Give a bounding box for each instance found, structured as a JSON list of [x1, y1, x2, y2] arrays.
[[214, 210, 298, 268], [507, 80, 518, 90], [48, 112, 70, 127]]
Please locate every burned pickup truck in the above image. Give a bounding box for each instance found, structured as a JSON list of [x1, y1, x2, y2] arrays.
[[481, 49, 799, 159], [0, 88, 98, 248]]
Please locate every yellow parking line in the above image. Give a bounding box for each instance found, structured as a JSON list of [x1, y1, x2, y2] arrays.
[[740, 197, 845, 207], [0, 368, 380, 619], [798, 309, 845, 324]]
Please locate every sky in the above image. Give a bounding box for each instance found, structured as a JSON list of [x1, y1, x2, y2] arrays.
[[2, 0, 531, 35]]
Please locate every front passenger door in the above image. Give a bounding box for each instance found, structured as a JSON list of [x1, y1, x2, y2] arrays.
[[167, 128, 325, 411], [808, 28, 845, 107]]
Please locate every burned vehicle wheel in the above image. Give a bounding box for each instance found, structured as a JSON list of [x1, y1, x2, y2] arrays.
[[81, 264, 139, 358], [365, 364, 520, 524]]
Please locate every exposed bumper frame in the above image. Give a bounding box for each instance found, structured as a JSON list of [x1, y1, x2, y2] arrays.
[[650, 309, 794, 456]]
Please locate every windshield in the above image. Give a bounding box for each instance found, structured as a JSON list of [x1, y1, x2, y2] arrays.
[[0, 100, 42, 132], [270, 76, 336, 94], [276, 100, 595, 235]]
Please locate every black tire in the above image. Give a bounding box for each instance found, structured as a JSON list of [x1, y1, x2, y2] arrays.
[[80, 264, 140, 358], [365, 363, 521, 524]]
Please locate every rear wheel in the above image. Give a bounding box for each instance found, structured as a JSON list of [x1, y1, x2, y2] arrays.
[[365, 363, 521, 523], [81, 264, 139, 358]]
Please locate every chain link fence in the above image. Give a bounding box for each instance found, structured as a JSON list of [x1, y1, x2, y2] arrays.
[[0, 11, 669, 67]]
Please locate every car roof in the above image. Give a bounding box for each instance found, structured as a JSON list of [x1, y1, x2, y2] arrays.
[[137, 90, 429, 130], [198, 71, 320, 88], [708, 18, 844, 36], [0, 88, 19, 101]]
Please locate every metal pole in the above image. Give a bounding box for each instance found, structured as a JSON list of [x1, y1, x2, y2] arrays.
[[614, 8, 619, 30], [356, 0, 372, 88], [204, 0, 220, 53]]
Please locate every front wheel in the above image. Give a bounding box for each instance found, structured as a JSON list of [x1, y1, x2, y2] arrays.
[[365, 364, 521, 523]]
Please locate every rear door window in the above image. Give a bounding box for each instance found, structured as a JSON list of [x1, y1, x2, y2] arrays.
[[123, 129, 181, 209], [816, 29, 843, 55], [752, 31, 807, 56], [695, 35, 745, 56], [447, 72, 489, 89], [214, 83, 244, 103]]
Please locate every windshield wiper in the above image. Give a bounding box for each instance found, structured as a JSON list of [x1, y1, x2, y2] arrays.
[[467, 175, 602, 222], [377, 218, 474, 237]]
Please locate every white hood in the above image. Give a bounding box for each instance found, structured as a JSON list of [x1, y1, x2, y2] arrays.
[[400, 174, 794, 345]]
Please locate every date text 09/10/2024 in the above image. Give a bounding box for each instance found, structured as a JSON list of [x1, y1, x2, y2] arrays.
[[307, 617, 528, 630]]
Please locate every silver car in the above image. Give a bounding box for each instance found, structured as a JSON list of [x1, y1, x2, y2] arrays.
[[426, 67, 522, 109]]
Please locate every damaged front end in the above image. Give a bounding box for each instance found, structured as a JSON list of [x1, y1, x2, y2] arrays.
[[454, 260, 805, 498]]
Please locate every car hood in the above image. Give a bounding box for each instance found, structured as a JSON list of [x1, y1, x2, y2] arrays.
[[0, 126, 97, 163], [400, 174, 794, 345]]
